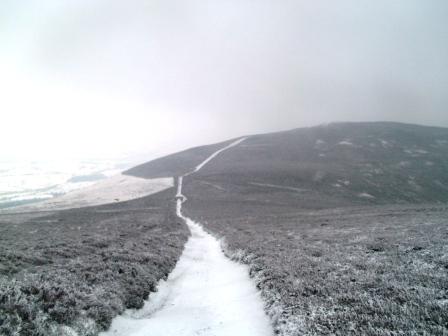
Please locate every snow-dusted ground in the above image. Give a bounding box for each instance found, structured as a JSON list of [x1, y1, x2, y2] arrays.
[[101, 137, 273, 336], [100, 197, 272, 336], [249, 182, 306, 193], [187, 137, 248, 175], [3, 174, 173, 212]]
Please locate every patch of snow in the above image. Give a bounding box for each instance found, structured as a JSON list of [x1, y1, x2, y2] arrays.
[[199, 181, 226, 191], [338, 140, 354, 146], [332, 183, 342, 188], [249, 182, 306, 193], [312, 171, 326, 182], [188, 137, 248, 175], [175, 176, 187, 203], [5, 175, 173, 212], [358, 193, 375, 199], [314, 139, 327, 150], [425, 161, 434, 166], [404, 148, 428, 156], [399, 161, 411, 167], [438, 299, 448, 306], [8, 193, 54, 202], [379, 139, 390, 147]]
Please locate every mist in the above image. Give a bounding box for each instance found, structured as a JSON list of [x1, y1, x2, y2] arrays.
[[1, 0, 447, 160]]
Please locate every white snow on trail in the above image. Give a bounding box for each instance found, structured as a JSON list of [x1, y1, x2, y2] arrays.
[[187, 137, 248, 175], [101, 137, 273, 336], [3, 174, 173, 212], [101, 200, 272, 336]]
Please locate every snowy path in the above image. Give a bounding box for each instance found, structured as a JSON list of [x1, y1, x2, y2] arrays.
[[186, 137, 247, 175], [101, 137, 273, 336]]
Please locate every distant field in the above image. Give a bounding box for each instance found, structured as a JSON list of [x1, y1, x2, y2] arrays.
[[184, 177, 448, 335], [0, 188, 188, 336]]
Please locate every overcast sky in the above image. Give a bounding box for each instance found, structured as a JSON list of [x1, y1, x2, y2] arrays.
[[1, 0, 447, 160]]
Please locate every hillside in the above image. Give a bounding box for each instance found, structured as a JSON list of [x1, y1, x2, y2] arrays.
[[1, 122, 446, 336], [126, 122, 448, 206], [126, 121, 448, 335], [0, 186, 189, 336], [125, 138, 238, 179]]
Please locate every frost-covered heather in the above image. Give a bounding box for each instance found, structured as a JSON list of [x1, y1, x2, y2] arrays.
[[0, 190, 188, 335], [187, 200, 448, 335], [168, 122, 448, 335], [2, 122, 448, 335]]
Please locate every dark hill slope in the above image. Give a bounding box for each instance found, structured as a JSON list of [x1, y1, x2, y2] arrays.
[[125, 122, 448, 335], [195, 122, 448, 205], [177, 122, 448, 335], [124, 138, 238, 178], [127, 122, 448, 205]]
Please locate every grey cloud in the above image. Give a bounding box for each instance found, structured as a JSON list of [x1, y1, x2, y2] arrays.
[[1, 0, 447, 157]]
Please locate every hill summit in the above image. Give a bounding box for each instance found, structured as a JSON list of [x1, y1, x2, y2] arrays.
[[126, 122, 448, 206]]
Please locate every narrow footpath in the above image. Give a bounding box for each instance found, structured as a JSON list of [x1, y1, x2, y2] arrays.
[[101, 138, 273, 336]]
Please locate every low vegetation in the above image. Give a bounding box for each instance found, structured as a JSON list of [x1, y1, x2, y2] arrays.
[[2, 122, 447, 335], [127, 122, 448, 335], [0, 189, 188, 336], [185, 184, 448, 335]]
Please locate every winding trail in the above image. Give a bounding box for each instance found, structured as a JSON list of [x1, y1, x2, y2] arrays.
[[101, 137, 273, 336]]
